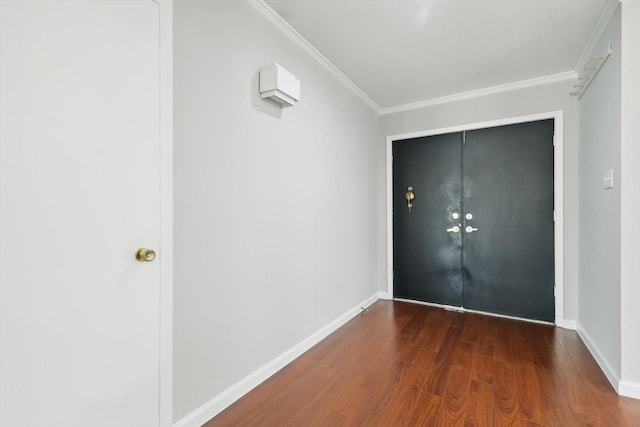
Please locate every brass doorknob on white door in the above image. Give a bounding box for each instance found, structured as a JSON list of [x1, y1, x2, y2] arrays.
[[135, 248, 156, 262], [465, 226, 478, 233]]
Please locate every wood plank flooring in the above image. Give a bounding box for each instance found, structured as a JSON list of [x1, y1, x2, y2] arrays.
[[204, 300, 640, 426]]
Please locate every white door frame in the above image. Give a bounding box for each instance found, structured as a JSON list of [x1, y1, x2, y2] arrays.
[[158, 0, 173, 426], [385, 111, 565, 326]]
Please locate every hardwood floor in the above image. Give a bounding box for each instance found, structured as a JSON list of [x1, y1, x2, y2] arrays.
[[204, 300, 640, 426]]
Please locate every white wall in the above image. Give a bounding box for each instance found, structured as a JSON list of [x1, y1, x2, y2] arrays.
[[620, 0, 640, 397], [173, 0, 381, 422], [577, 5, 622, 380], [379, 80, 580, 324]]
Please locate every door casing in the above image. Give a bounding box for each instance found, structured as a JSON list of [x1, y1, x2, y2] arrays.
[[158, 1, 173, 425], [385, 111, 565, 326]]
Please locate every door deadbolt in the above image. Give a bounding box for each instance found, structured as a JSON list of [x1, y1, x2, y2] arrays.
[[452, 212, 460, 220], [135, 248, 156, 262]]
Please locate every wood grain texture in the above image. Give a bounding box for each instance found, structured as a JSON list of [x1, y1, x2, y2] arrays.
[[465, 380, 493, 426], [203, 300, 640, 427], [434, 341, 475, 425]]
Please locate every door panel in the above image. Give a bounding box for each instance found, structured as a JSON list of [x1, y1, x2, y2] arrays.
[[393, 133, 463, 306], [0, 1, 161, 425], [392, 120, 555, 322], [463, 120, 555, 321]]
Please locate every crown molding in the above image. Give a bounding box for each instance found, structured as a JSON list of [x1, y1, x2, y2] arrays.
[[574, 0, 619, 73], [248, 0, 585, 116], [379, 71, 577, 115], [246, 0, 382, 113]]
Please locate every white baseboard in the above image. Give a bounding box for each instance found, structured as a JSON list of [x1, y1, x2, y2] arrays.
[[556, 319, 577, 330], [173, 292, 385, 427], [576, 323, 621, 393], [619, 380, 640, 400]]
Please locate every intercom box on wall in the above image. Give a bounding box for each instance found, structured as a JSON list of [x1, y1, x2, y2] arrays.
[[259, 63, 300, 107]]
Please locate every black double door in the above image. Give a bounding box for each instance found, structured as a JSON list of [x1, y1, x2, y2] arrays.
[[392, 120, 555, 322]]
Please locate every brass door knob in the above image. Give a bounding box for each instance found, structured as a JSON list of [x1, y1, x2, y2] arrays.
[[135, 248, 156, 262], [405, 186, 415, 202]]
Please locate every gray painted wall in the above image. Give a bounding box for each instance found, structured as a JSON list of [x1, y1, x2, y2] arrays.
[[173, 1, 381, 421], [379, 81, 580, 323], [578, 6, 622, 378]]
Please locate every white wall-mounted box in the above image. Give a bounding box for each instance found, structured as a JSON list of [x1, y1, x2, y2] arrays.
[[259, 63, 300, 107]]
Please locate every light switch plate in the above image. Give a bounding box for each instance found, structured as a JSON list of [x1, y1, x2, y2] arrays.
[[603, 169, 614, 189]]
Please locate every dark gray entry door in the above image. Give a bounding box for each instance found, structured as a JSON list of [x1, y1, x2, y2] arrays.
[[392, 120, 555, 322]]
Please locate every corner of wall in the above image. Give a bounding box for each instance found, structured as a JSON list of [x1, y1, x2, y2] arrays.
[[576, 322, 621, 392], [618, 380, 640, 400], [173, 293, 384, 427], [556, 319, 577, 330]]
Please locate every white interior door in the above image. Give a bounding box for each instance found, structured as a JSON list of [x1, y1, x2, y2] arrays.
[[0, 1, 162, 425]]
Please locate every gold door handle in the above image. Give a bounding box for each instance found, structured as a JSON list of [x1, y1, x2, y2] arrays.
[[135, 248, 156, 262]]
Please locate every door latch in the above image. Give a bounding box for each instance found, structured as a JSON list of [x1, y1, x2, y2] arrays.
[[405, 186, 415, 213]]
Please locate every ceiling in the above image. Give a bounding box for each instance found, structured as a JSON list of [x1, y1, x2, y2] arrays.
[[263, 0, 612, 110]]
